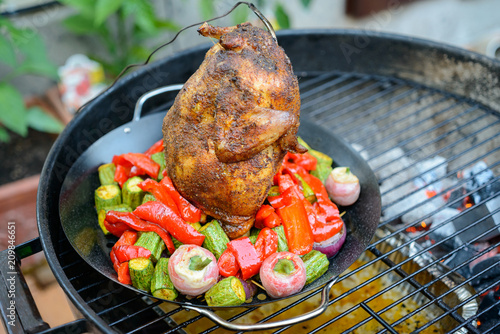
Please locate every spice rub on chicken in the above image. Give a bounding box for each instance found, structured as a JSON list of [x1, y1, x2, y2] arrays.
[[162, 22, 305, 239]]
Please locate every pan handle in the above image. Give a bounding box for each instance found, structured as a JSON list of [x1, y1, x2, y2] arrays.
[[133, 84, 183, 122], [182, 276, 338, 331]]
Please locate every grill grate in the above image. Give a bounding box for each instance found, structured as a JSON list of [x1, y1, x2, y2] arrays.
[[56, 70, 500, 333]]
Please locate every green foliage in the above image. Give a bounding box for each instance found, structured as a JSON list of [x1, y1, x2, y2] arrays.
[[59, 0, 180, 76], [0, 17, 63, 142], [274, 3, 290, 29]]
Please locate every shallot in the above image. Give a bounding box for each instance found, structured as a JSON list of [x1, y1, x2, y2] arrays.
[[325, 167, 360, 206], [168, 244, 218, 296], [259, 252, 306, 298]]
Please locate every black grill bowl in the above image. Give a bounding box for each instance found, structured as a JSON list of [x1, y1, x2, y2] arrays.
[[27, 29, 500, 333]]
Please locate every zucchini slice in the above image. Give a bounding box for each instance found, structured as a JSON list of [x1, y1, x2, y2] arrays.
[[129, 257, 154, 292], [134, 231, 165, 263], [150, 258, 178, 300], [272, 225, 289, 252], [141, 193, 157, 205], [122, 176, 145, 210], [199, 220, 230, 259], [95, 184, 121, 212], [302, 250, 329, 285], [150, 152, 166, 180], [205, 276, 246, 306], [98, 163, 117, 185]]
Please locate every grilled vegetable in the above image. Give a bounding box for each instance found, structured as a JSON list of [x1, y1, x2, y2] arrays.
[[268, 185, 280, 197], [298, 137, 333, 182], [141, 193, 157, 204], [122, 176, 145, 210], [95, 184, 121, 211], [325, 167, 360, 206], [97, 204, 132, 235], [313, 223, 346, 258], [199, 220, 230, 260], [151, 258, 178, 300], [218, 249, 239, 277], [259, 252, 306, 298], [98, 163, 117, 185], [227, 237, 262, 280], [134, 231, 165, 263], [295, 173, 316, 203], [301, 250, 329, 285], [150, 152, 166, 180], [205, 276, 246, 306], [168, 244, 218, 296], [129, 257, 154, 292], [272, 225, 289, 252]]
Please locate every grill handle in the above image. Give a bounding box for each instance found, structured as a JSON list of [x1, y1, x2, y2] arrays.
[[0, 238, 89, 334], [183, 276, 338, 331]]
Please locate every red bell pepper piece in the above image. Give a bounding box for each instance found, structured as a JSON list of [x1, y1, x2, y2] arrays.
[[144, 139, 164, 157], [117, 262, 131, 285], [275, 186, 314, 255], [113, 245, 151, 262], [263, 211, 281, 228], [218, 249, 240, 277], [105, 211, 176, 255], [115, 230, 138, 247], [278, 174, 298, 194], [110, 230, 138, 270], [114, 153, 159, 179], [285, 152, 317, 171], [137, 179, 180, 216], [255, 205, 274, 229], [110, 250, 120, 272], [302, 198, 343, 242], [160, 175, 202, 223], [114, 164, 131, 187], [104, 219, 130, 237], [133, 201, 205, 246], [254, 228, 278, 262], [227, 237, 262, 280]]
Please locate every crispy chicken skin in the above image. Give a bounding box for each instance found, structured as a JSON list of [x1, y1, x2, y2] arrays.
[[162, 22, 305, 238]]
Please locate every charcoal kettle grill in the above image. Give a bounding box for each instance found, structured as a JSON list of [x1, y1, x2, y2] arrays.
[[1, 29, 500, 333]]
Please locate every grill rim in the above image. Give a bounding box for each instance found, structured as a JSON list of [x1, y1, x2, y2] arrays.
[[35, 28, 500, 333]]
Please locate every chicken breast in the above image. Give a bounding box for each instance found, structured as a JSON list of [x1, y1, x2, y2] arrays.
[[162, 22, 305, 238]]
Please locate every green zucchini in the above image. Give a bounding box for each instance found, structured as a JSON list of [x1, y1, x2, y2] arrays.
[[272, 225, 289, 252], [302, 250, 329, 285], [171, 236, 183, 250], [97, 204, 132, 235], [150, 258, 178, 300], [150, 152, 166, 180], [129, 257, 154, 292], [141, 193, 157, 204], [122, 176, 145, 210], [268, 185, 280, 197], [205, 276, 246, 306], [95, 184, 121, 211], [134, 232, 165, 263], [295, 173, 316, 203], [199, 220, 230, 259], [98, 163, 117, 185], [248, 234, 258, 245], [311, 163, 333, 184]]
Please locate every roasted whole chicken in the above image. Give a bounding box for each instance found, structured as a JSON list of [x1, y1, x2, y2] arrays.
[[162, 22, 305, 238]]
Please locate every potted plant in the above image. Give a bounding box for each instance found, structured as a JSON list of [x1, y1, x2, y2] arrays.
[[0, 11, 64, 252]]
